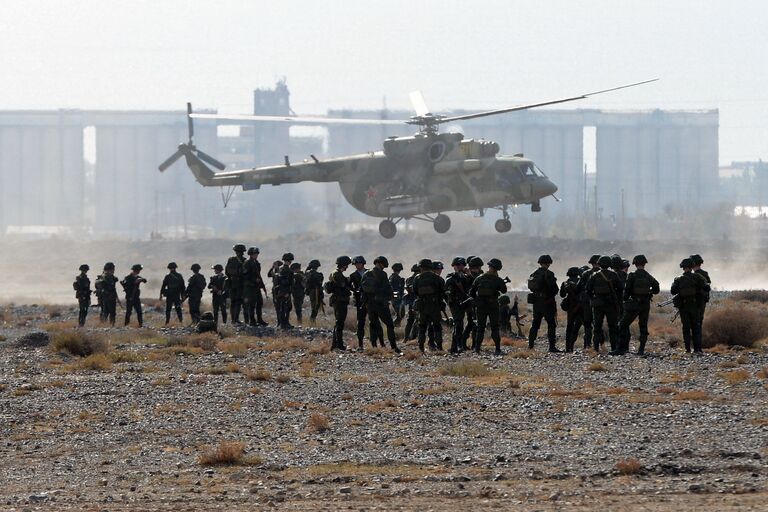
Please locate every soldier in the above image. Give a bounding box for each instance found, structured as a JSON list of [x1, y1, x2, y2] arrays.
[[349, 256, 370, 350], [690, 254, 711, 326], [73, 264, 92, 327], [97, 262, 119, 326], [413, 258, 445, 353], [616, 255, 660, 355], [121, 264, 146, 327], [671, 258, 710, 354], [325, 255, 353, 350], [361, 256, 402, 354], [304, 259, 324, 324], [510, 295, 526, 338], [196, 311, 217, 334], [403, 264, 420, 341], [242, 247, 268, 326], [612, 254, 627, 318], [93, 267, 105, 321], [208, 264, 228, 325], [462, 257, 484, 349], [499, 295, 513, 333], [469, 258, 508, 355], [389, 263, 406, 325], [429, 261, 447, 350], [291, 262, 306, 324], [527, 255, 560, 352], [445, 256, 471, 353], [575, 255, 601, 349], [274, 253, 295, 328], [225, 244, 247, 324], [559, 266, 585, 353], [267, 259, 283, 312], [586, 255, 623, 352], [187, 263, 206, 324], [160, 262, 186, 325]]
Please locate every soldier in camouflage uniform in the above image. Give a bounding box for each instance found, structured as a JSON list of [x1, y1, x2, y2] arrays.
[[160, 262, 186, 325], [559, 266, 585, 353], [616, 255, 660, 355], [349, 256, 371, 350], [187, 263, 206, 324], [574, 255, 601, 349], [690, 254, 711, 326], [413, 259, 445, 353], [73, 264, 92, 327], [445, 256, 472, 353], [304, 260, 324, 324], [403, 264, 420, 341], [290, 262, 306, 324], [361, 256, 402, 353], [275, 253, 295, 329], [469, 258, 508, 355], [499, 294, 513, 333], [462, 256, 484, 349], [586, 256, 623, 352], [122, 264, 146, 327], [671, 258, 710, 354], [208, 264, 228, 325], [97, 262, 119, 326], [389, 263, 406, 325], [326, 255, 352, 350], [242, 247, 267, 326], [527, 255, 560, 352], [225, 244, 247, 324]]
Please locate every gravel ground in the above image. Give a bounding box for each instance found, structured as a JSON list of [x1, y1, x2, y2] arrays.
[[0, 302, 766, 511]]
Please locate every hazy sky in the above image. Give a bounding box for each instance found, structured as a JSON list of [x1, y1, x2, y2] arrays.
[[1, 0, 766, 163]]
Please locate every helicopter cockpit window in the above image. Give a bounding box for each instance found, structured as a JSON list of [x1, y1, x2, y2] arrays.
[[520, 163, 536, 176], [533, 164, 547, 177]]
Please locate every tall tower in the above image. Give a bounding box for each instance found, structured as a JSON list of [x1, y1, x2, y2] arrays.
[[252, 79, 290, 166]]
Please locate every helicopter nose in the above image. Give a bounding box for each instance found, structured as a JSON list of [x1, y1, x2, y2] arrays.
[[533, 179, 558, 198]]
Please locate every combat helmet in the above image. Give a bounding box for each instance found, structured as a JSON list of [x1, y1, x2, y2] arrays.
[[690, 254, 704, 266], [418, 258, 433, 270], [610, 254, 623, 269], [190, 263, 201, 272], [373, 256, 389, 268], [290, 262, 301, 270], [498, 295, 511, 305], [247, 247, 260, 255], [232, 243, 246, 253], [433, 261, 444, 270], [410, 264, 419, 272], [391, 262, 403, 272], [79, 264, 90, 272], [589, 254, 601, 265], [167, 262, 178, 270], [308, 259, 321, 269], [566, 266, 581, 277], [468, 256, 483, 268], [680, 258, 694, 269], [103, 262, 115, 271], [211, 264, 223, 271], [538, 254, 553, 265], [282, 252, 295, 262], [131, 264, 143, 272], [451, 256, 467, 267], [352, 255, 366, 265], [632, 254, 648, 265], [336, 255, 352, 267], [487, 258, 503, 270], [598, 256, 612, 268], [621, 259, 630, 270]]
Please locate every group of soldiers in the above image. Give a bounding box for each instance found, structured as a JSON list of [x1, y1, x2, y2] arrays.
[[72, 245, 711, 356]]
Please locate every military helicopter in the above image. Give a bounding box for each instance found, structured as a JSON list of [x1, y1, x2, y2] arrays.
[[159, 79, 656, 238]]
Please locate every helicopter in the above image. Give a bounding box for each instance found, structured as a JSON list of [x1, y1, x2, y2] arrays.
[[159, 79, 657, 238]]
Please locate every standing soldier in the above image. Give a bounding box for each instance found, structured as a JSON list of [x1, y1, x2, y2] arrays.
[[671, 258, 710, 354], [389, 263, 406, 325], [616, 255, 660, 355], [160, 262, 186, 325], [349, 256, 370, 350], [187, 263, 206, 324], [462, 257, 484, 350], [586, 256, 623, 352], [469, 258, 508, 355], [575, 255, 601, 350], [304, 260, 324, 324], [690, 254, 711, 326], [97, 262, 119, 326], [326, 255, 352, 350], [559, 267, 584, 353], [93, 268, 105, 322], [267, 259, 283, 312], [361, 256, 402, 354], [242, 247, 268, 326], [122, 264, 146, 327], [445, 256, 471, 353], [527, 255, 560, 352], [290, 262, 306, 324], [73, 264, 92, 327], [412, 259, 445, 353], [403, 264, 420, 341], [275, 253, 295, 328], [208, 264, 228, 325], [499, 295, 513, 333], [225, 244, 247, 324]]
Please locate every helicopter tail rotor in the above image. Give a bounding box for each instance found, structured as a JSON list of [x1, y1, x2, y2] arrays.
[[158, 102, 226, 172]]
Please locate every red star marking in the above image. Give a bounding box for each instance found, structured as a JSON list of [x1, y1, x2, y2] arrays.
[[366, 186, 377, 199]]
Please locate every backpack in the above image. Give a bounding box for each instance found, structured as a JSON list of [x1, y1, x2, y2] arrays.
[[592, 271, 612, 295], [527, 271, 545, 292], [323, 280, 335, 295], [632, 273, 653, 295], [677, 275, 698, 297]]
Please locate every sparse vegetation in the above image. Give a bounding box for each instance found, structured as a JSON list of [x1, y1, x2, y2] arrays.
[[730, 289, 768, 303], [717, 369, 751, 385], [245, 368, 272, 381], [702, 305, 768, 348], [615, 458, 643, 475], [672, 390, 710, 401], [308, 412, 330, 432], [588, 362, 607, 372], [51, 330, 108, 357], [199, 441, 260, 466], [438, 360, 491, 378], [66, 354, 112, 371]]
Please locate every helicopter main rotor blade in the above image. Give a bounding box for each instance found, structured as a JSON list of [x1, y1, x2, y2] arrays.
[[437, 78, 659, 124], [187, 102, 194, 142], [195, 149, 227, 171], [190, 113, 405, 126], [158, 148, 185, 172], [409, 90, 431, 117]]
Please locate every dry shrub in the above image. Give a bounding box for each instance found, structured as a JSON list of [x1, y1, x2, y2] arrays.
[[52, 330, 109, 357], [702, 306, 768, 348], [730, 290, 768, 303], [182, 332, 220, 351], [245, 368, 272, 381], [299, 359, 315, 378], [606, 387, 628, 395], [656, 386, 676, 394], [672, 390, 710, 401], [109, 351, 144, 363], [206, 363, 240, 375], [439, 361, 490, 378], [718, 360, 738, 369], [547, 387, 589, 399], [588, 362, 607, 372], [615, 458, 643, 475], [40, 321, 78, 333], [717, 369, 751, 385], [419, 384, 459, 395], [67, 354, 112, 371], [365, 346, 392, 358], [248, 386, 262, 394], [757, 367, 768, 379], [264, 336, 309, 352], [403, 350, 421, 361], [45, 305, 63, 318], [308, 344, 331, 355], [199, 441, 259, 466], [219, 341, 249, 357], [473, 373, 522, 388], [509, 349, 538, 359], [308, 413, 330, 432], [364, 399, 400, 413], [151, 377, 172, 386], [736, 353, 751, 364], [275, 374, 292, 383], [659, 372, 689, 384]]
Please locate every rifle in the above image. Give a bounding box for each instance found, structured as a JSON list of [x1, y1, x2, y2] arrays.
[[657, 297, 675, 308], [670, 310, 680, 323]]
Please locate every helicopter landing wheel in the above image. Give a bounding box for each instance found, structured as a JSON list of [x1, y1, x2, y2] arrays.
[[433, 214, 451, 234], [494, 218, 512, 233], [379, 219, 397, 239]]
